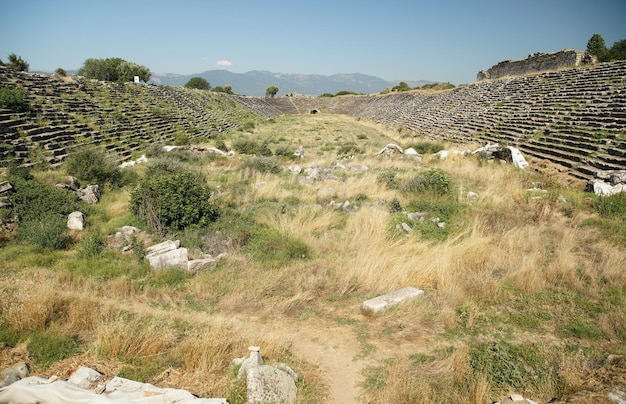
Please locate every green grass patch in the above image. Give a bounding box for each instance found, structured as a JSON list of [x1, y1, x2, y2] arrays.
[[28, 328, 83, 370], [245, 228, 311, 267]]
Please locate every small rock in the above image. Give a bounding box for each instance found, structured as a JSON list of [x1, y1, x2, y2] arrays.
[[67, 211, 85, 231]]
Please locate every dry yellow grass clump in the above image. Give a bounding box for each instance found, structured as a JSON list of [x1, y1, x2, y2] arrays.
[[1, 114, 625, 403]]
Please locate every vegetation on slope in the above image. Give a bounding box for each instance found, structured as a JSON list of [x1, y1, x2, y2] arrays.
[[1, 113, 625, 403]]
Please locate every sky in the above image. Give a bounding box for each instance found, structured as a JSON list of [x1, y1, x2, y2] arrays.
[[1, 0, 625, 85]]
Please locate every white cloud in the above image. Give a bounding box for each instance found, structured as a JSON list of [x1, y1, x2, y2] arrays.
[[215, 60, 233, 67]]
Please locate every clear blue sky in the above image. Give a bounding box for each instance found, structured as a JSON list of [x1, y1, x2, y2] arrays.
[[1, 0, 625, 84]]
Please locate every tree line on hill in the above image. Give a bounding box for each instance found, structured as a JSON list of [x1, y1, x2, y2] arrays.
[[183, 76, 279, 98], [586, 34, 626, 62]]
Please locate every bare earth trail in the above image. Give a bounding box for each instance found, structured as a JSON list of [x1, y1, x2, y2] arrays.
[[98, 297, 383, 403]]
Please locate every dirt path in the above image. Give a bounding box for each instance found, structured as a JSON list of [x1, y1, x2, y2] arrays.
[[291, 324, 371, 404]]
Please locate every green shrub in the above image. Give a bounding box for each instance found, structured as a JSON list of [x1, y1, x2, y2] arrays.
[[231, 138, 272, 155], [377, 168, 399, 189], [65, 147, 121, 186], [7, 176, 79, 223], [244, 156, 281, 174], [337, 142, 363, 156], [145, 156, 188, 176], [0, 87, 29, 112], [77, 229, 104, 258], [274, 145, 294, 158], [18, 214, 71, 250], [129, 171, 219, 235], [594, 193, 626, 217], [408, 141, 445, 154], [404, 168, 454, 196]]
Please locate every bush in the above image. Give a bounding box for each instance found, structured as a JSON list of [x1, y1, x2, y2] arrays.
[[404, 168, 454, 196], [18, 214, 70, 250], [594, 193, 626, 217], [244, 156, 281, 174], [231, 138, 272, 156], [65, 148, 121, 186], [337, 142, 363, 157], [129, 171, 219, 235], [274, 145, 295, 158], [77, 229, 104, 258], [377, 168, 399, 189], [408, 141, 445, 155], [8, 176, 79, 223], [0, 87, 29, 112]]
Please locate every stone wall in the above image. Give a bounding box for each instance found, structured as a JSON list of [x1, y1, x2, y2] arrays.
[[477, 49, 594, 81]]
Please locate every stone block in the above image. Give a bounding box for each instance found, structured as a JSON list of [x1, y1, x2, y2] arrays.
[[145, 240, 180, 257], [147, 247, 188, 270], [362, 287, 424, 314]]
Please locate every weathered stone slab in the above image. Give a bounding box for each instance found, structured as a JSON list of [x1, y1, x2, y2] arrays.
[[0, 181, 13, 193], [145, 240, 180, 257], [147, 247, 188, 270], [362, 287, 424, 314], [187, 257, 217, 273]]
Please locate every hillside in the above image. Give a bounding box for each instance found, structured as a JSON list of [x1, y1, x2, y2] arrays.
[[150, 70, 431, 96]]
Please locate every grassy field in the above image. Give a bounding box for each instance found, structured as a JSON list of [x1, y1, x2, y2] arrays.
[[1, 113, 625, 403]]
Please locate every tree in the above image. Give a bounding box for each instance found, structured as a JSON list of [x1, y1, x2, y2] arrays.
[[586, 34, 607, 60], [5, 53, 29, 71], [129, 171, 219, 235], [265, 85, 279, 98], [212, 85, 234, 94], [117, 61, 151, 83], [184, 77, 210, 90], [607, 39, 626, 61], [55, 68, 67, 77], [392, 81, 411, 92], [78, 57, 150, 82]]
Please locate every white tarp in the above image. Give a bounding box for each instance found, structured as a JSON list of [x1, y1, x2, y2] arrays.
[[0, 375, 226, 404]]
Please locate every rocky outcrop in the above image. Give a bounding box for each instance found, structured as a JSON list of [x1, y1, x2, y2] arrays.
[[477, 49, 594, 81]]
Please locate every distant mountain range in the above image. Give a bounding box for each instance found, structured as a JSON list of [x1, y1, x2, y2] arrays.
[[149, 70, 433, 97]]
